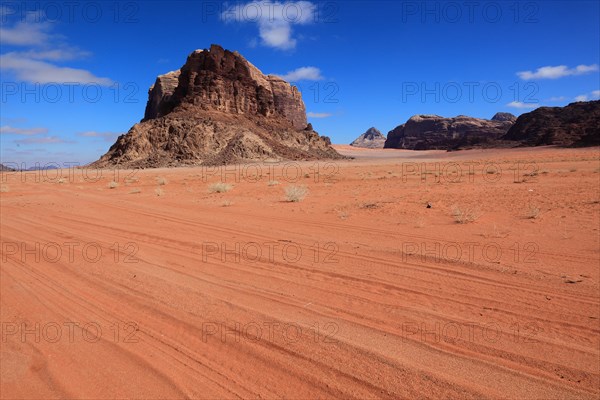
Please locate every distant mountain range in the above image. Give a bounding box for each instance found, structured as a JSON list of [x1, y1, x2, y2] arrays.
[[374, 101, 599, 151], [383, 112, 516, 150], [0, 164, 59, 171]]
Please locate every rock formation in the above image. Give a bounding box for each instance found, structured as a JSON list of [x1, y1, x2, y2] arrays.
[[491, 112, 517, 122], [384, 114, 515, 150], [92, 45, 342, 167], [350, 127, 386, 148], [502, 101, 600, 147]]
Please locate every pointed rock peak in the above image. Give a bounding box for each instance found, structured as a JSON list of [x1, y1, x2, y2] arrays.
[[365, 127, 383, 136], [350, 127, 386, 148]]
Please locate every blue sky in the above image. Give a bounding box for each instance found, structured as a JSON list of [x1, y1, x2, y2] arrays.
[[1, 0, 599, 166]]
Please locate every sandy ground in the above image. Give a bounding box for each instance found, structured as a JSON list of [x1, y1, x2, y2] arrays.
[[1, 145, 599, 399]]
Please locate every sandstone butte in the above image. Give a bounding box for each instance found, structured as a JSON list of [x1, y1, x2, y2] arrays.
[[92, 44, 343, 168]]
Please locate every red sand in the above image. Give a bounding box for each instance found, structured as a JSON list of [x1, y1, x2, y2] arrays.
[[1, 146, 599, 399]]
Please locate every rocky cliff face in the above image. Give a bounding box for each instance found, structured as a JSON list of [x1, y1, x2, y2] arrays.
[[143, 70, 180, 121], [502, 101, 600, 147], [384, 114, 515, 150], [350, 127, 386, 148], [93, 45, 341, 167]]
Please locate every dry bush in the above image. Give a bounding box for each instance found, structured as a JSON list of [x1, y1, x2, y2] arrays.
[[526, 205, 540, 219], [267, 180, 280, 186], [108, 181, 118, 189], [155, 188, 164, 196], [0, 185, 8, 193], [129, 188, 141, 194], [156, 177, 167, 186], [451, 205, 481, 224], [209, 182, 232, 193], [285, 185, 308, 202]]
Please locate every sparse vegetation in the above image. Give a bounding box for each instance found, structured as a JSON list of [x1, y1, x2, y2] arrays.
[[57, 178, 66, 184], [451, 205, 481, 224], [155, 188, 164, 196], [0, 185, 9, 193], [221, 200, 232, 207], [526, 205, 540, 219], [268, 180, 280, 186], [334, 208, 349, 220], [285, 185, 308, 202], [519, 170, 539, 183], [156, 177, 167, 186], [108, 181, 118, 189], [360, 202, 379, 209], [129, 188, 141, 194], [209, 182, 232, 193]]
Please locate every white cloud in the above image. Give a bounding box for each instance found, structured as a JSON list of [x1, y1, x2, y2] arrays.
[[15, 136, 69, 145], [545, 96, 566, 102], [307, 112, 332, 118], [18, 48, 91, 61], [573, 90, 600, 102], [0, 20, 53, 46], [276, 66, 323, 81], [506, 101, 539, 109], [0, 125, 48, 135], [517, 64, 599, 80], [222, 1, 316, 50], [0, 52, 113, 85], [78, 131, 122, 141], [0, 13, 111, 85]]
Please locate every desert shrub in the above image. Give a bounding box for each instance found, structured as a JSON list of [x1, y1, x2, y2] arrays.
[[209, 182, 232, 193], [451, 205, 480, 224], [108, 181, 118, 189], [526, 205, 540, 219], [285, 185, 308, 202]]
